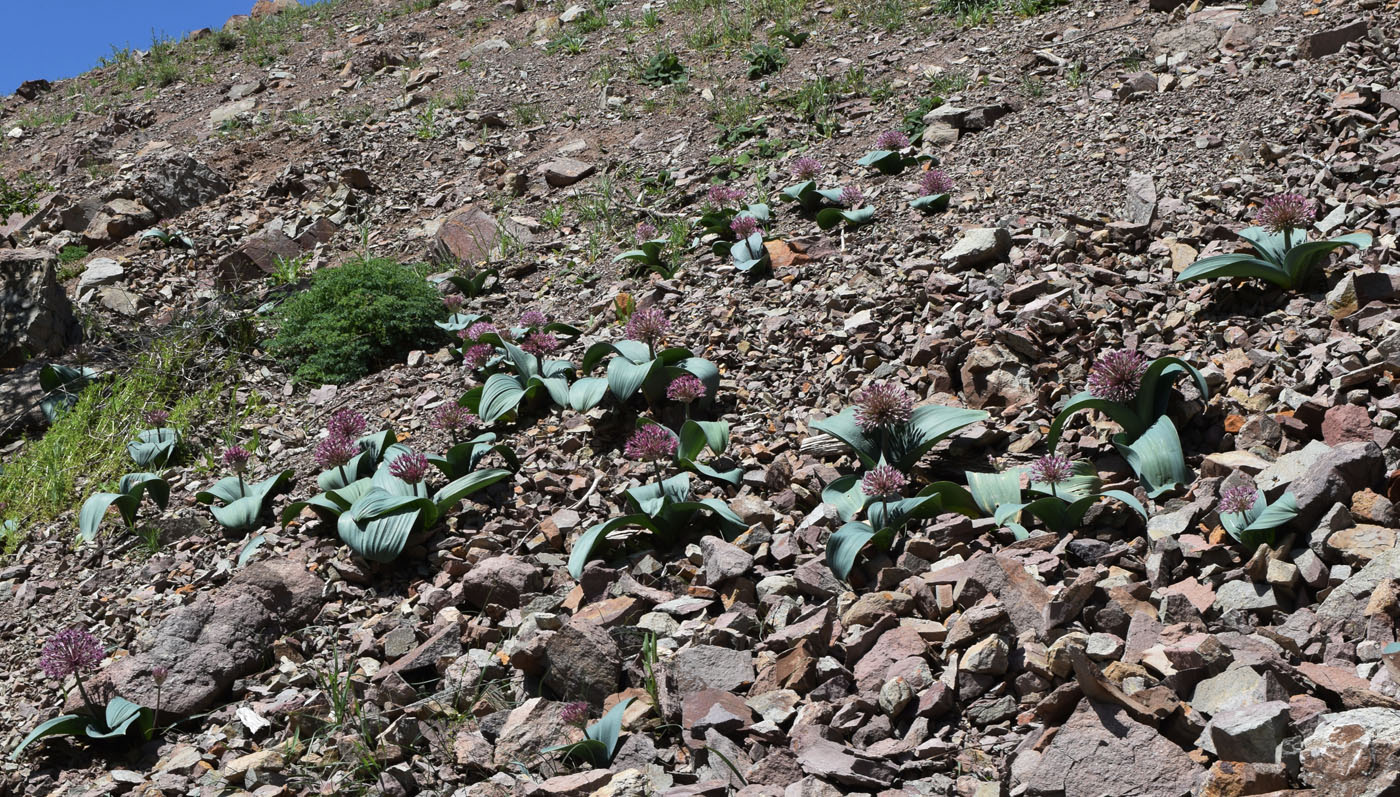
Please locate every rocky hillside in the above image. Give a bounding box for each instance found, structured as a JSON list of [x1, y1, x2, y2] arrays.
[[1, 0, 1399, 794]]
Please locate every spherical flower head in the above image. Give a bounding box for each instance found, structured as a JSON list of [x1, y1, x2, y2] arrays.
[[625, 308, 670, 347], [862, 465, 907, 498], [853, 383, 914, 432], [1219, 484, 1258, 516], [462, 343, 495, 370], [707, 185, 745, 207], [841, 185, 864, 208], [1256, 193, 1315, 234], [327, 409, 367, 440], [560, 701, 589, 727], [388, 452, 431, 485], [222, 445, 252, 475], [152, 666, 170, 686], [666, 375, 707, 404], [443, 294, 464, 314], [433, 403, 477, 433], [636, 220, 658, 240], [624, 424, 677, 462], [522, 331, 561, 357], [519, 309, 548, 329], [919, 168, 953, 197], [40, 627, 104, 680], [875, 130, 910, 150], [1028, 455, 1074, 486], [1086, 349, 1149, 403], [464, 321, 498, 343], [791, 156, 823, 181], [730, 214, 761, 239], [315, 433, 359, 469], [143, 409, 169, 428]]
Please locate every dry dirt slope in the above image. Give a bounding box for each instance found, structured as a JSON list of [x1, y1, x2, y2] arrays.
[[1, 0, 1400, 794]]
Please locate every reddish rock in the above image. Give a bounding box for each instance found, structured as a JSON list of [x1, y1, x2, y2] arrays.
[[1300, 20, 1368, 59], [1322, 404, 1374, 445]]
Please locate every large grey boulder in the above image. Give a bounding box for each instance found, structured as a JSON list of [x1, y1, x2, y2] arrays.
[[0, 247, 81, 367], [132, 153, 231, 219]]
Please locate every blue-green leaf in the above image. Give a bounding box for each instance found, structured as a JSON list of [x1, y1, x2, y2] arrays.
[[479, 373, 527, 422], [1175, 254, 1288, 287], [910, 193, 950, 213], [967, 469, 1022, 517], [1115, 416, 1189, 499], [826, 521, 880, 580], [10, 714, 88, 760], [568, 514, 658, 578], [1281, 232, 1372, 287], [822, 473, 866, 523], [1046, 391, 1145, 450]]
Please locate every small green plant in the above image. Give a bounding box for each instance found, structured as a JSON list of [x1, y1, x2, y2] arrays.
[[269, 252, 310, 286], [579, 309, 718, 406], [772, 25, 809, 48], [815, 186, 875, 230], [642, 51, 686, 86], [810, 382, 989, 472], [127, 410, 180, 468], [12, 629, 154, 760], [194, 446, 294, 532], [544, 698, 635, 767], [415, 101, 442, 140], [981, 457, 1146, 539], [856, 130, 930, 175], [1218, 485, 1299, 548], [911, 168, 954, 213], [547, 33, 586, 55], [266, 257, 445, 385], [39, 364, 98, 423], [462, 321, 606, 424], [825, 465, 976, 579], [59, 245, 90, 265], [641, 7, 662, 27], [1176, 194, 1372, 290], [746, 44, 787, 79], [0, 172, 51, 217], [437, 265, 498, 300], [513, 102, 542, 125], [1047, 350, 1208, 497], [901, 96, 943, 141], [78, 473, 171, 543]]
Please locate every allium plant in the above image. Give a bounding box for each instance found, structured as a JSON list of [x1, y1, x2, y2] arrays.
[[635, 221, 658, 241], [1177, 191, 1371, 290], [197, 445, 293, 533], [433, 403, 478, 444], [615, 224, 675, 278], [666, 374, 707, 417], [967, 458, 1146, 541], [729, 214, 762, 239], [780, 157, 846, 214], [911, 168, 954, 213], [328, 409, 368, 441], [14, 628, 155, 759], [791, 157, 823, 181], [222, 446, 253, 478], [853, 383, 915, 433], [388, 452, 432, 485], [521, 331, 561, 358], [625, 309, 670, 354], [875, 130, 910, 150], [1217, 483, 1299, 548], [625, 424, 678, 463], [79, 471, 171, 543], [544, 697, 636, 768], [560, 701, 590, 727], [707, 185, 746, 207], [1046, 350, 1209, 497], [519, 309, 548, 329], [462, 343, 495, 371], [814, 383, 986, 472], [443, 294, 465, 315], [816, 186, 876, 230], [582, 309, 718, 406], [859, 131, 930, 175], [461, 314, 602, 424], [840, 186, 864, 208], [129, 407, 179, 468], [1027, 455, 1074, 495]]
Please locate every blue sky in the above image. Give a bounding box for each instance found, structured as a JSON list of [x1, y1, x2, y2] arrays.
[[1, 1, 256, 95]]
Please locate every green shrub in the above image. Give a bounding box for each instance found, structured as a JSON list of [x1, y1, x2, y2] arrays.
[[266, 257, 444, 385], [59, 245, 89, 264]]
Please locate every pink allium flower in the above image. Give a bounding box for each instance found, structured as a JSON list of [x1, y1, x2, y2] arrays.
[[443, 294, 464, 314], [315, 433, 359, 469], [875, 130, 910, 150], [841, 185, 864, 208], [666, 375, 706, 404], [522, 331, 561, 357], [918, 169, 953, 196], [1086, 349, 1148, 403], [143, 409, 169, 428], [388, 452, 431, 485], [222, 446, 252, 475], [1255, 193, 1315, 234], [625, 308, 670, 347], [853, 383, 914, 432], [1028, 455, 1074, 486], [327, 409, 367, 440], [862, 465, 906, 498], [433, 404, 477, 434], [560, 701, 589, 726], [624, 424, 677, 461], [730, 214, 761, 239], [1219, 485, 1258, 515], [636, 221, 658, 240], [791, 156, 822, 181], [40, 628, 104, 680], [707, 185, 745, 206], [464, 321, 498, 343], [462, 343, 495, 370], [152, 666, 170, 686], [519, 309, 548, 328]]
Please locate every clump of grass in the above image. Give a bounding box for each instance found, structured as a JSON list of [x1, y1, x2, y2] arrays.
[[0, 338, 237, 551]]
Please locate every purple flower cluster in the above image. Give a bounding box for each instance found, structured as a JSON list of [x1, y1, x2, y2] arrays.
[[143, 409, 169, 428], [222, 446, 252, 475], [666, 375, 707, 404], [463, 321, 498, 343], [389, 452, 431, 485], [1218, 484, 1258, 515], [625, 425, 677, 462], [791, 156, 823, 181], [40, 628, 104, 680], [315, 433, 359, 469], [625, 308, 670, 347], [522, 331, 561, 357], [707, 185, 746, 207], [519, 309, 548, 328], [841, 185, 864, 208], [1255, 193, 1315, 234], [1086, 349, 1149, 403], [1028, 455, 1074, 486], [918, 169, 953, 197], [462, 344, 495, 370], [853, 383, 914, 432], [730, 214, 761, 239], [636, 220, 658, 240], [875, 130, 910, 150], [862, 465, 906, 498], [328, 409, 367, 440], [432, 404, 477, 435], [560, 701, 590, 726], [443, 294, 464, 314]]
